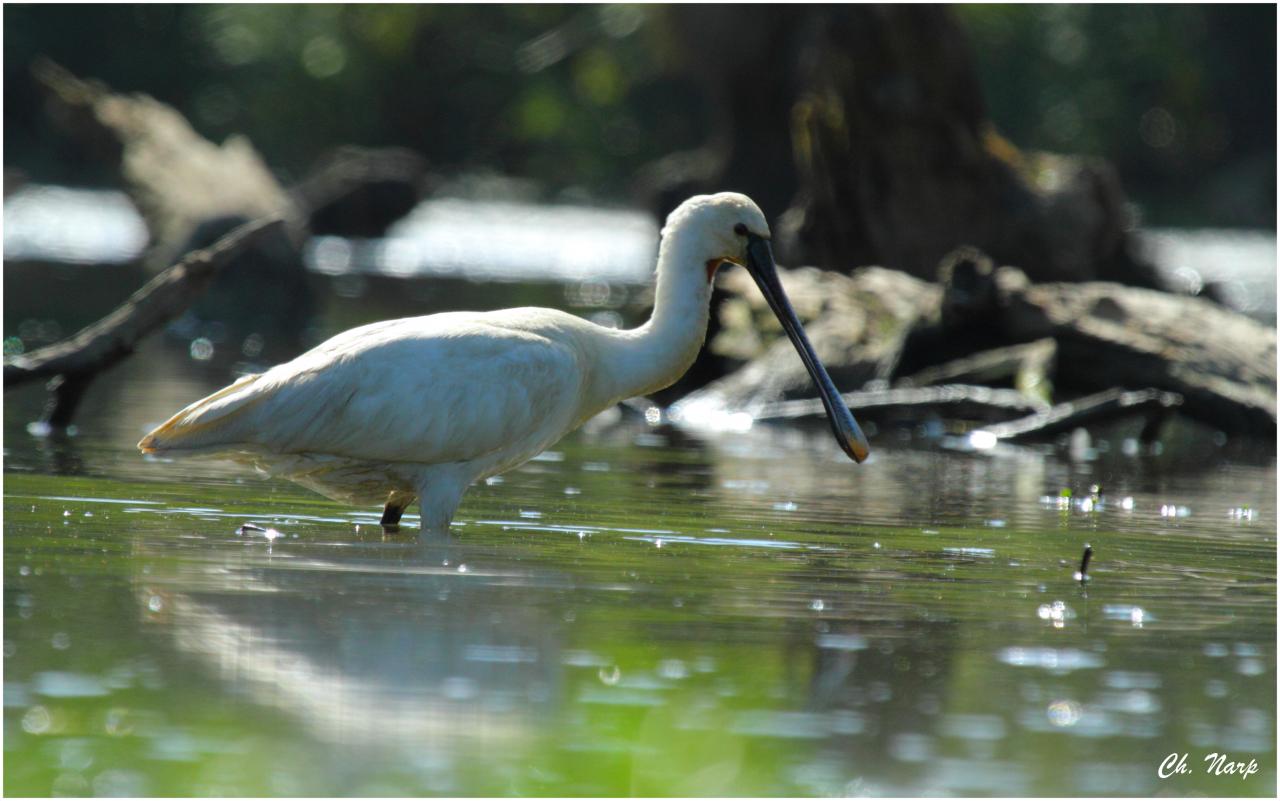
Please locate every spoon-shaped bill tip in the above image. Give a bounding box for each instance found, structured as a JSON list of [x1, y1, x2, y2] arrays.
[[838, 418, 871, 464]]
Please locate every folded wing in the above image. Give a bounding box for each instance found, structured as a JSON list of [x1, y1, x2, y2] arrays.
[[139, 315, 586, 466]]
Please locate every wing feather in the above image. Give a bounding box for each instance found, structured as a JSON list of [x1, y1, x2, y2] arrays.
[[138, 372, 267, 452]]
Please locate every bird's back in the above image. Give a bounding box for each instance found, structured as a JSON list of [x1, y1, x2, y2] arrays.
[[140, 310, 591, 468]]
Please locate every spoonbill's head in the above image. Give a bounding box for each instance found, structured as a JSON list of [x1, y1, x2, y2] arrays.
[[668, 192, 871, 464], [663, 192, 771, 273]]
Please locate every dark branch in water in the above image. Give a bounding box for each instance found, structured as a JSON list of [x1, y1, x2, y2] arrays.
[[3, 219, 284, 424], [974, 388, 1182, 443], [721, 384, 1182, 449], [756, 384, 1049, 424]]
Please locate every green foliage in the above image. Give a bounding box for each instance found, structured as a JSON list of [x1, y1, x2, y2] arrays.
[[3, 4, 691, 194], [3, 4, 1273, 224], [957, 4, 1276, 226]]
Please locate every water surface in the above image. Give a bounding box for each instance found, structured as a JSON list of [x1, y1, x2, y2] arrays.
[[4, 334, 1275, 796]]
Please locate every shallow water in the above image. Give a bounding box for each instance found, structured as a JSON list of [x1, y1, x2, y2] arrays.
[[4, 327, 1276, 796]]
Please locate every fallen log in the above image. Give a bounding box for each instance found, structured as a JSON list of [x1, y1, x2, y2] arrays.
[[4, 219, 284, 426], [700, 249, 1274, 438], [943, 259, 1277, 436]]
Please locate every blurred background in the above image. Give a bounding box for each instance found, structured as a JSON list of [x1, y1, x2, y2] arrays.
[[4, 4, 1275, 225]]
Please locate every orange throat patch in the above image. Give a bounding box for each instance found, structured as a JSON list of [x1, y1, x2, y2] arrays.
[[705, 259, 723, 284]]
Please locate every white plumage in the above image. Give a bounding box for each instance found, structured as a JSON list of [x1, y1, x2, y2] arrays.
[[140, 193, 868, 530]]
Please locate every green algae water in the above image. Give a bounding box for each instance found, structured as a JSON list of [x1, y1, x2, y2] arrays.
[[4, 273, 1276, 796]]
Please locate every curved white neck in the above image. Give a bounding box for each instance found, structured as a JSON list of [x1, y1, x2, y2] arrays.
[[592, 230, 714, 405]]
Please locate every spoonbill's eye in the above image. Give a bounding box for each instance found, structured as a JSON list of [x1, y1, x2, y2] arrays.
[[733, 222, 749, 236]]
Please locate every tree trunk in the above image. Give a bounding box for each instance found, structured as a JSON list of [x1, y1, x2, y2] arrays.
[[639, 6, 1163, 288], [785, 6, 1159, 287]]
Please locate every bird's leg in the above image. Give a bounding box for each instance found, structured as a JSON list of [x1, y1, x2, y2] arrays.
[[380, 490, 416, 530], [379, 504, 404, 528], [416, 472, 468, 535], [416, 498, 458, 534]]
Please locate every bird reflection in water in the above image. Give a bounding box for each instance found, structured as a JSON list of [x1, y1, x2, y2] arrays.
[[134, 538, 558, 788]]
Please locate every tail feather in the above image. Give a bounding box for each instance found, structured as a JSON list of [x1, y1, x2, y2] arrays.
[[138, 373, 266, 453]]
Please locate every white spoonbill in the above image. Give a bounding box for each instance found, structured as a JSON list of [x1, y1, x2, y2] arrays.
[[139, 193, 870, 530]]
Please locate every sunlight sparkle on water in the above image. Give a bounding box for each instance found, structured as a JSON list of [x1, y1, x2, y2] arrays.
[[997, 647, 1104, 672], [1037, 601, 1076, 628], [667, 397, 754, 433], [968, 430, 999, 450], [1103, 605, 1151, 628], [1047, 699, 1082, 727]]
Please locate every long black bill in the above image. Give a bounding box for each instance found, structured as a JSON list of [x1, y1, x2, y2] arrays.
[[744, 235, 870, 463]]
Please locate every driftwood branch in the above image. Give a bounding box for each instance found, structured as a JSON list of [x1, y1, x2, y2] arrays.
[[751, 385, 1181, 446], [4, 219, 284, 423], [6, 217, 281, 385], [755, 384, 1049, 424], [896, 337, 1057, 394], [973, 388, 1183, 443]]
